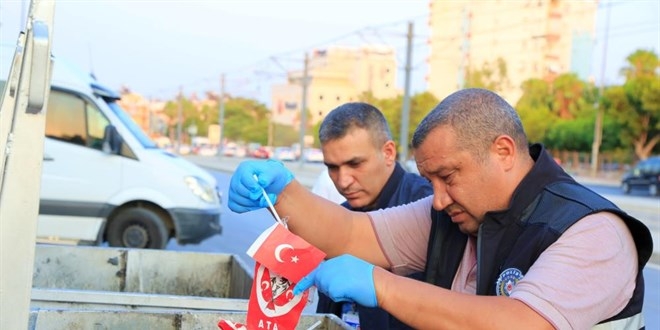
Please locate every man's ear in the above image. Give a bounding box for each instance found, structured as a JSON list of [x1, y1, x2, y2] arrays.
[[382, 140, 397, 164], [491, 135, 516, 170]]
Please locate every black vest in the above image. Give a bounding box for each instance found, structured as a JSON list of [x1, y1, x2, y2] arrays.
[[317, 163, 433, 330], [424, 144, 653, 328]]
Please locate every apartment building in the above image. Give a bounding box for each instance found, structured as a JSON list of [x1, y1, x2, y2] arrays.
[[271, 45, 400, 127], [427, 0, 598, 104]]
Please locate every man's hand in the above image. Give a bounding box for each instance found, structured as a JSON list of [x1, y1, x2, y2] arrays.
[[294, 254, 377, 307], [228, 160, 294, 213]]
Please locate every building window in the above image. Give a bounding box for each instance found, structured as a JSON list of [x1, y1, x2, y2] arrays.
[[319, 95, 324, 100], [385, 83, 390, 88], [336, 96, 340, 101]]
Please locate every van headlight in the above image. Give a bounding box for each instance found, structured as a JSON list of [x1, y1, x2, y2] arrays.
[[184, 176, 218, 204]]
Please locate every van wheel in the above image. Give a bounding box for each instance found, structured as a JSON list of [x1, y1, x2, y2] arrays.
[[621, 182, 631, 194], [107, 207, 169, 249]]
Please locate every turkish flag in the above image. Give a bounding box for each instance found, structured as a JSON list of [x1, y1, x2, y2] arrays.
[[246, 262, 309, 330], [247, 223, 325, 283]]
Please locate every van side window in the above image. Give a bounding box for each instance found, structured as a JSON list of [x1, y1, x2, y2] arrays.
[[46, 89, 110, 151], [86, 102, 108, 150]]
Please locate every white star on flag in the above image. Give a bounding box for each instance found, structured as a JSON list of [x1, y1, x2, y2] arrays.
[[246, 222, 326, 283]]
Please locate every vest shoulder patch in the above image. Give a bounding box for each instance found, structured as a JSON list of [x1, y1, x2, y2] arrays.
[[496, 268, 524, 297]]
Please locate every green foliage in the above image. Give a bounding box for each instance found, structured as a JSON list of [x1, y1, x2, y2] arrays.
[[605, 49, 660, 159], [271, 123, 300, 147], [550, 73, 591, 119], [544, 116, 621, 151], [517, 79, 555, 144], [222, 97, 270, 145], [464, 57, 510, 93], [163, 96, 200, 143], [545, 118, 593, 150], [361, 92, 438, 151], [517, 73, 622, 152]]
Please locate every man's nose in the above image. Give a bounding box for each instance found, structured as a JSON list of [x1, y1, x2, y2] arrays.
[[432, 182, 452, 211], [337, 167, 354, 189]]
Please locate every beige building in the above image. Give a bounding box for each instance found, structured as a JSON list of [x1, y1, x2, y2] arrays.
[[427, 0, 598, 104], [271, 45, 400, 127]]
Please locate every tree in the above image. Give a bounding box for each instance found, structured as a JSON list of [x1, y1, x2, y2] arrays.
[[163, 95, 199, 144], [516, 79, 555, 144], [220, 97, 270, 145], [464, 57, 511, 93], [360, 92, 438, 153], [550, 73, 591, 119], [604, 50, 660, 160]]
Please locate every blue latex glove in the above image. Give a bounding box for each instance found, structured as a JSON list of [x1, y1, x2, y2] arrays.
[[228, 160, 294, 213], [294, 254, 377, 307]]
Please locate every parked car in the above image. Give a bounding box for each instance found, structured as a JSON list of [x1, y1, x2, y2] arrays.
[[196, 145, 218, 156], [303, 148, 324, 163], [251, 146, 270, 159], [621, 156, 660, 196], [273, 147, 295, 162]]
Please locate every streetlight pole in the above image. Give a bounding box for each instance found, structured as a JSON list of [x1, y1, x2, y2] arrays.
[[590, 1, 611, 176], [298, 52, 309, 169], [399, 21, 414, 163], [217, 74, 225, 158], [176, 86, 183, 155]]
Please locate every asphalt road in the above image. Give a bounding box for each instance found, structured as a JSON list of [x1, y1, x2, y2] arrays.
[[170, 157, 660, 328]]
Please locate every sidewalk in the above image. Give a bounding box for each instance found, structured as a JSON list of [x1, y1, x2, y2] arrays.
[[187, 155, 659, 266]]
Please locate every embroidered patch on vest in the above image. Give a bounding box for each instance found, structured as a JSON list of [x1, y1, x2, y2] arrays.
[[496, 268, 524, 296]]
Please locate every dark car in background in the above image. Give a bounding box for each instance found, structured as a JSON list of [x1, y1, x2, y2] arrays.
[[621, 156, 660, 196]]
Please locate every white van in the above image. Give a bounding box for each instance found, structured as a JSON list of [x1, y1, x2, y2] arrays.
[[0, 54, 222, 249]]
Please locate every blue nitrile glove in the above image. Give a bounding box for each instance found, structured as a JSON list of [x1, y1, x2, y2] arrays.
[[293, 254, 377, 307], [228, 159, 294, 213]]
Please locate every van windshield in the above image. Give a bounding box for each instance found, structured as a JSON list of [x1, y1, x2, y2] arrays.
[[106, 101, 157, 148]]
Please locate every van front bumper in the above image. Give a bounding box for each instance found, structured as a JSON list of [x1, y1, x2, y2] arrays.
[[170, 208, 222, 244]]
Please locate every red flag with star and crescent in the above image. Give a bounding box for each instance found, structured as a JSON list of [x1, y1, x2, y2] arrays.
[[246, 262, 310, 330], [247, 223, 326, 283], [244, 222, 325, 329]]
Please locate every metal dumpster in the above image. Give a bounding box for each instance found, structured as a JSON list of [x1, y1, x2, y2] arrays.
[[30, 244, 253, 312]]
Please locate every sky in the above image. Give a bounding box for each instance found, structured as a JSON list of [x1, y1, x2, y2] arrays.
[[1, 0, 658, 106]]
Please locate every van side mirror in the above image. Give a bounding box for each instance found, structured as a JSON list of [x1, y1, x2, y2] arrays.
[[102, 125, 122, 154]]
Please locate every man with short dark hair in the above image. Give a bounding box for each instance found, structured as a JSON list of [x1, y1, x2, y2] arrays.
[[314, 102, 432, 329]]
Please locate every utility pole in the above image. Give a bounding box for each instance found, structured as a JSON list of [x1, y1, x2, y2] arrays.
[[217, 74, 225, 157], [457, 7, 471, 89], [176, 86, 183, 154], [298, 52, 309, 168], [590, 2, 611, 176], [399, 21, 414, 162], [268, 115, 274, 147]]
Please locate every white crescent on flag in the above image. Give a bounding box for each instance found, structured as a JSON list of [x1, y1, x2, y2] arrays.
[[274, 244, 294, 262]]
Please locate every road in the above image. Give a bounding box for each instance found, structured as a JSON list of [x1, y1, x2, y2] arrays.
[[169, 158, 660, 328]]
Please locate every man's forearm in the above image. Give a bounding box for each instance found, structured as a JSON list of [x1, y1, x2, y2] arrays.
[[275, 181, 388, 267], [275, 180, 354, 256], [374, 268, 554, 330]]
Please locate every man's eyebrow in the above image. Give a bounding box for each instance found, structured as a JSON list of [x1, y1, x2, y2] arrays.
[[325, 156, 363, 168], [342, 156, 364, 165]]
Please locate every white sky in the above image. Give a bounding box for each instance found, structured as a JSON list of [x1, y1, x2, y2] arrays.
[[1, 0, 658, 104]]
